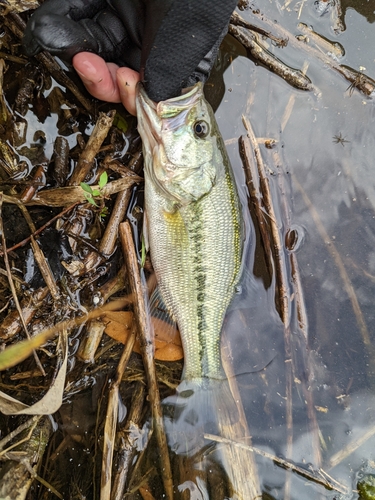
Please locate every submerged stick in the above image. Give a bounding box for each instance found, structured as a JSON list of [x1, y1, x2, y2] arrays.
[[242, 115, 290, 324], [270, 148, 322, 470], [111, 382, 146, 500], [0, 286, 49, 341], [0, 416, 55, 499], [241, 116, 294, 497], [204, 434, 348, 495], [119, 221, 173, 500], [251, 8, 375, 96], [229, 24, 313, 92], [2, 8, 95, 114], [100, 328, 136, 500], [231, 11, 288, 47], [327, 423, 375, 470], [0, 194, 45, 375], [239, 134, 273, 277], [220, 332, 262, 498], [69, 110, 116, 186]]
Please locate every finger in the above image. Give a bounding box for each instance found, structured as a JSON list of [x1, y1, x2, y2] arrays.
[[117, 67, 140, 116], [73, 52, 121, 103]]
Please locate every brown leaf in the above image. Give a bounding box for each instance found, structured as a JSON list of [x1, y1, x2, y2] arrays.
[[104, 312, 183, 361]]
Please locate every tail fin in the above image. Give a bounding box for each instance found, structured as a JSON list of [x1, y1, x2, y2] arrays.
[[163, 377, 239, 457]]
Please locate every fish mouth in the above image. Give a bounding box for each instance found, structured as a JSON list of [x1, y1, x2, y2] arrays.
[[136, 82, 204, 143], [136, 83, 162, 149], [136, 83, 207, 201]]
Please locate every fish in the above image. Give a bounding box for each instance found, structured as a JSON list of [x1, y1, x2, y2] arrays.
[[136, 81, 243, 453]]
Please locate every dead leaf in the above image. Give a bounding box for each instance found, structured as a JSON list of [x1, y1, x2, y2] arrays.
[[0, 328, 68, 415], [104, 312, 183, 361], [6, 0, 40, 12]]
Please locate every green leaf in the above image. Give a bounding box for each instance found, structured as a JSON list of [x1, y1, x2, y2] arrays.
[[99, 171, 108, 189], [80, 182, 93, 194], [141, 234, 146, 268], [99, 206, 108, 219], [113, 112, 128, 133], [0, 330, 54, 371], [84, 193, 98, 207], [91, 189, 101, 197]]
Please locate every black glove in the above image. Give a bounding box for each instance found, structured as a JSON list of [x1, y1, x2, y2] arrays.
[[23, 0, 237, 101]]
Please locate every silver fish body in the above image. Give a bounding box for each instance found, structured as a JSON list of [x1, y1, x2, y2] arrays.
[[136, 82, 243, 384]]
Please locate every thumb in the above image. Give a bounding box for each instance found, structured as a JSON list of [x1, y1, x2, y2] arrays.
[[117, 68, 140, 116]]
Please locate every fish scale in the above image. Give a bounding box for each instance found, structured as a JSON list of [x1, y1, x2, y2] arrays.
[[136, 81, 242, 384]]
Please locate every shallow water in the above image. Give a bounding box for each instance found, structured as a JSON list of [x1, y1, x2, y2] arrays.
[[1, 1, 375, 498], [210, 1, 375, 498]]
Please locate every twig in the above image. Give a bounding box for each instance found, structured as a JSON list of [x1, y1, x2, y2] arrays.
[[297, 23, 345, 59], [229, 24, 313, 91], [77, 265, 128, 362], [100, 188, 134, 256], [69, 110, 116, 186], [0, 58, 11, 125], [242, 115, 290, 324], [0, 202, 79, 256], [20, 165, 46, 203], [0, 193, 45, 375], [119, 221, 173, 500], [241, 116, 294, 497], [2, 8, 95, 114], [7, 194, 60, 300], [0, 416, 55, 499], [77, 318, 107, 364], [81, 183, 134, 275], [0, 50, 27, 64], [100, 327, 137, 500], [239, 134, 273, 277], [251, 8, 375, 96], [331, 0, 345, 33], [204, 434, 348, 495], [230, 11, 288, 47], [0, 416, 40, 456], [1, 176, 141, 207], [52, 136, 70, 187], [0, 286, 49, 341], [111, 382, 146, 500]]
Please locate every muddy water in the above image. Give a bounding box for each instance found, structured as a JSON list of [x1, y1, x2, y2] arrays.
[[211, 1, 375, 498]]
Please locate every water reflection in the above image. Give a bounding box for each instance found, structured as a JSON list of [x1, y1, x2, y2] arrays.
[[211, 0, 375, 497], [1, 0, 375, 497], [342, 0, 375, 23]]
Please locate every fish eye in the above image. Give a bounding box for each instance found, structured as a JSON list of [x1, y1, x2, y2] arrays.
[[193, 120, 209, 138]]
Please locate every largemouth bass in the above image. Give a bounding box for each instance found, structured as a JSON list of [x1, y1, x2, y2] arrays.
[[136, 81, 243, 447]]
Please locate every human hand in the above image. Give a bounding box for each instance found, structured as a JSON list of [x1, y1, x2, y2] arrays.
[[23, 0, 144, 114], [24, 0, 238, 111], [72, 52, 139, 115]]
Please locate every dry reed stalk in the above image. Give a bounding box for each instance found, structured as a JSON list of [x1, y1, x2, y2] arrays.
[[100, 328, 137, 500], [119, 221, 173, 500]]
